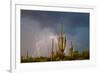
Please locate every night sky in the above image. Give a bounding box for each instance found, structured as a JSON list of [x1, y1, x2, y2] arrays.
[[21, 10, 89, 57]]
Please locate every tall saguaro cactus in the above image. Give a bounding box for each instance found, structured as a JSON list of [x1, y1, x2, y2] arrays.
[[58, 24, 66, 59]]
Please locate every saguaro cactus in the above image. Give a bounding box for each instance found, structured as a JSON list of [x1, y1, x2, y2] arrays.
[[58, 24, 66, 59]]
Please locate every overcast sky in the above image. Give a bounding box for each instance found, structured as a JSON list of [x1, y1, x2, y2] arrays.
[[21, 10, 89, 57]]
